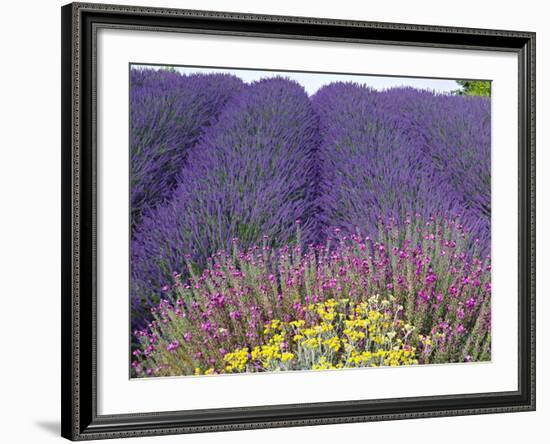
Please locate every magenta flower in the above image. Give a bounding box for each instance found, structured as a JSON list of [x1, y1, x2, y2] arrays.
[[425, 273, 437, 284], [418, 290, 430, 303], [166, 340, 180, 352], [200, 321, 213, 333], [210, 293, 226, 308], [229, 310, 242, 320]]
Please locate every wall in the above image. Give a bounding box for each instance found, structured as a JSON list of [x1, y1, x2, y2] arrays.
[[0, 0, 545, 442]]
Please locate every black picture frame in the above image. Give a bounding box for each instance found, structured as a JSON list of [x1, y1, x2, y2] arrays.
[[61, 2, 536, 440]]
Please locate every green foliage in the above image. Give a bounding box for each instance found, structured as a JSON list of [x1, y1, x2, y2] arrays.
[[454, 80, 491, 97]]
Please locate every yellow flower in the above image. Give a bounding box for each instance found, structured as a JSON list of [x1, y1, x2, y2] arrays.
[[289, 320, 305, 328], [344, 329, 366, 342], [313, 322, 334, 334], [220, 294, 421, 373], [264, 319, 283, 334], [368, 310, 381, 321], [317, 309, 336, 322], [281, 352, 294, 362], [323, 336, 341, 352], [251, 346, 261, 361], [224, 347, 249, 372], [373, 335, 386, 345], [271, 334, 284, 345], [312, 356, 335, 370], [302, 337, 321, 348]]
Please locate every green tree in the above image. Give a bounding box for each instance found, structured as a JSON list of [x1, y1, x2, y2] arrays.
[[454, 80, 491, 96]]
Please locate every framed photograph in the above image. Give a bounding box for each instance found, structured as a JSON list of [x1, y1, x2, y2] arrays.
[[61, 2, 536, 440]]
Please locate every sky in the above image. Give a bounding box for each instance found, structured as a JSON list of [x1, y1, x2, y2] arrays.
[[133, 64, 460, 95]]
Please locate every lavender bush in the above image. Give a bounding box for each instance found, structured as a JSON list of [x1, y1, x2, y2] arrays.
[[312, 83, 490, 254], [379, 87, 491, 253], [130, 68, 244, 226], [131, 77, 320, 324]]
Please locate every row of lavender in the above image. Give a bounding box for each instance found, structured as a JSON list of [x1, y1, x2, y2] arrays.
[[130, 69, 491, 343]]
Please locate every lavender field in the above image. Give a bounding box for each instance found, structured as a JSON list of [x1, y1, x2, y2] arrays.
[[129, 67, 491, 378]]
